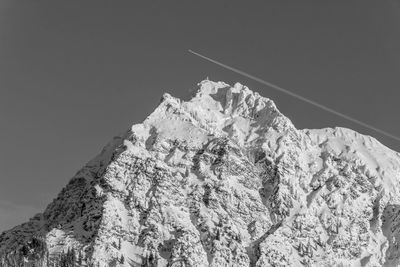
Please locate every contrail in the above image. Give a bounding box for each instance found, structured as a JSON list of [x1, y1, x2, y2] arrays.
[[188, 49, 400, 142]]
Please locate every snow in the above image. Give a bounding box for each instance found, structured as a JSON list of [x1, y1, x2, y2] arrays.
[[2, 80, 400, 266]]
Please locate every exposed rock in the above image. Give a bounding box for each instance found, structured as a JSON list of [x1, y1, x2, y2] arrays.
[[1, 80, 400, 266]]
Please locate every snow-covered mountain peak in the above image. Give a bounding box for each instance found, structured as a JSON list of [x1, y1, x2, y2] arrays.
[[2, 80, 400, 267], [140, 80, 295, 150], [190, 80, 280, 119]]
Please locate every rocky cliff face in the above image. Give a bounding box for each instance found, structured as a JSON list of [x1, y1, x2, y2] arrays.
[[1, 80, 400, 267]]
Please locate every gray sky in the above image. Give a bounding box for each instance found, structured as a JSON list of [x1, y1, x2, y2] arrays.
[[0, 1, 399, 232]]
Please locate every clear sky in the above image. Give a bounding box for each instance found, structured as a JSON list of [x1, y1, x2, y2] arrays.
[[0, 1, 399, 232]]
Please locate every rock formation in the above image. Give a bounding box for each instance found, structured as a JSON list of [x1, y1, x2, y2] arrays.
[[1, 80, 400, 266]]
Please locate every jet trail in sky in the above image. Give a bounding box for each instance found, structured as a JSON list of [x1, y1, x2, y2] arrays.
[[188, 49, 400, 142]]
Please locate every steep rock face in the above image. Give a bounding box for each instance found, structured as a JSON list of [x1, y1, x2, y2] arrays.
[[1, 80, 400, 266]]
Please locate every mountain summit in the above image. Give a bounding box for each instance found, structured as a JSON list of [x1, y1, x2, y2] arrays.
[[1, 80, 400, 266]]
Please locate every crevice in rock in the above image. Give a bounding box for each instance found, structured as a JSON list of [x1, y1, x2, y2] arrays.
[[246, 220, 283, 266]]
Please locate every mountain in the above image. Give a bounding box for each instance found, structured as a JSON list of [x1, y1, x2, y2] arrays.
[[1, 80, 400, 267]]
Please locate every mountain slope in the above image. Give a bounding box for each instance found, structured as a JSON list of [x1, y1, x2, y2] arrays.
[[1, 80, 400, 267]]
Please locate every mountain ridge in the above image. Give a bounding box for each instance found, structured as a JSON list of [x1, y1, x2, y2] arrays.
[[1, 80, 400, 266]]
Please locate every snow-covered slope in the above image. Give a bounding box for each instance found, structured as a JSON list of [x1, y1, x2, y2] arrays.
[[1, 80, 400, 267]]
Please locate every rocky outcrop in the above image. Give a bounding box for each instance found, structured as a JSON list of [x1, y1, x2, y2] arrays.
[[1, 80, 400, 266]]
